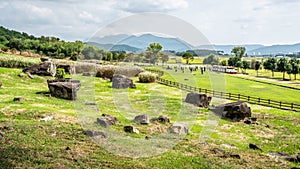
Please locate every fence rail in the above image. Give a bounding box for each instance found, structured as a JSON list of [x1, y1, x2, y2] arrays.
[[145, 68, 300, 112]]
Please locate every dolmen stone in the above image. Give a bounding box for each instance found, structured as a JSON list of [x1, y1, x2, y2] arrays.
[[211, 101, 251, 120], [168, 124, 188, 135], [185, 92, 212, 108], [23, 61, 56, 76], [112, 74, 136, 89], [47, 79, 80, 100], [124, 125, 139, 134], [134, 114, 149, 124], [96, 114, 119, 128]]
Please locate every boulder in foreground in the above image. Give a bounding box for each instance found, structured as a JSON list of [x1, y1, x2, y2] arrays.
[[47, 79, 80, 100]]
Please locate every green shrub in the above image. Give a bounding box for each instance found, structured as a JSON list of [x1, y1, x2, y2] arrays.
[[55, 68, 65, 79], [138, 71, 157, 83]]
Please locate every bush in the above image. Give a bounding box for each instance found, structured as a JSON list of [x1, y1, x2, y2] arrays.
[[96, 65, 144, 79], [55, 68, 65, 79], [96, 65, 116, 79], [138, 71, 157, 83], [115, 66, 144, 77]]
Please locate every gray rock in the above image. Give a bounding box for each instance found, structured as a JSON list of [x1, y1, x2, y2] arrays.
[[13, 97, 25, 102], [185, 92, 212, 108], [96, 118, 110, 128], [82, 72, 91, 76], [124, 125, 139, 134], [47, 79, 80, 100], [212, 101, 251, 120], [134, 114, 149, 124], [17, 74, 24, 77], [158, 115, 170, 123], [168, 124, 188, 135], [23, 61, 56, 76], [268, 152, 299, 163], [112, 74, 136, 89], [85, 130, 107, 138], [102, 114, 119, 125]]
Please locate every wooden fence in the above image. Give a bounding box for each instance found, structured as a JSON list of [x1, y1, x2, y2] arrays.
[[145, 68, 300, 112]]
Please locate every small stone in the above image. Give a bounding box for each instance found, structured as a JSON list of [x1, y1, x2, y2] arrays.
[[124, 126, 139, 134], [0, 131, 5, 137], [244, 118, 251, 124], [85, 102, 97, 105], [262, 124, 270, 128], [96, 118, 110, 128], [158, 115, 170, 123], [102, 114, 119, 125], [18, 74, 24, 77], [85, 130, 107, 138], [134, 114, 149, 124], [13, 97, 25, 102], [145, 136, 151, 140], [168, 124, 188, 135], [82, 72, 91, 76], [66, 146, 71, 150], [212, 148, 225, 156], [229, 152, 241, 159], [249, 143, 262, 151]]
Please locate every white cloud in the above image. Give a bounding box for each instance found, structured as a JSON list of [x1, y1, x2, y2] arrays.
[[114, 0, 188, 13]]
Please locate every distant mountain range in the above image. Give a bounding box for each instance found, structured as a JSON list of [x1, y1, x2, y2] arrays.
[[88, 34, 300, 55]]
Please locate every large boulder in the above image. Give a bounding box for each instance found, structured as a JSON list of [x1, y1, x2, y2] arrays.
[[23, 62, 56, 76], [112, 74, 136, 89], [212, 101, 251, 120], [47, 79, 80, 100], [185, 92, 212, 108]]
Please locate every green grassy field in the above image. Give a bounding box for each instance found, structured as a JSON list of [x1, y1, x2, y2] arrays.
[[158, 68, 300, 104], [0, 67, 300, 168]]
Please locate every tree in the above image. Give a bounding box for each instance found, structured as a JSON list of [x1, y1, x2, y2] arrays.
[[254, 61, 261, 76], [289, 58, 300, 80], [203, 54, 219, 65], [160, 53, 169, 65], [236, 61, 243, 72], [242, 61, 250, 73], [231, 46, 246, 59], [220, 60, 227, 66], [182, 52, 194, 64], [146, 43, 163, 64], [263, 58, 277, 77], [277, 58, 289, 80]]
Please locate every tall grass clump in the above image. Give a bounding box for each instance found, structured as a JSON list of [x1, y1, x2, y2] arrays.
[[0, 54, 40, 68], [138, 71, 157, 83], [96, 65, 144, 79]]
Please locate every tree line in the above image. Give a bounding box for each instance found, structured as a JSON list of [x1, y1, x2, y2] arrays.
[[203, 46, 300, 80]]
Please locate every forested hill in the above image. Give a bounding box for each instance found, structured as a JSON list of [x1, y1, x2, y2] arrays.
[[0, 26, 83, 60]]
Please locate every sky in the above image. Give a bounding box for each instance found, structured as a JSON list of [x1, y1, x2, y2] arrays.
[[0, 0, 300, 46]]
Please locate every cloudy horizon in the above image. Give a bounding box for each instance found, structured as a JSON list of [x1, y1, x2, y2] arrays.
[[0, 0, 300, 46]]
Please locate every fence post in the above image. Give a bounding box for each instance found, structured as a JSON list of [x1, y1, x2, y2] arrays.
[[268, 99, 270, 104], [221, 92, 223, 98], [213, 90, 215, 96], [258, 98, 261, 104], [280, 101, 282, 108], [238, 94, 240, 100], [247, 96, 250, 101], [205, 89, 207, 94], [229, 93, 231, 99], [291, 103, 294, 110]]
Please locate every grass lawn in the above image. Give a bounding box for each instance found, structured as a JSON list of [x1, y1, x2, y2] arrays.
[[0, 67, 299, 168], [158, 67, 300, 104]]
